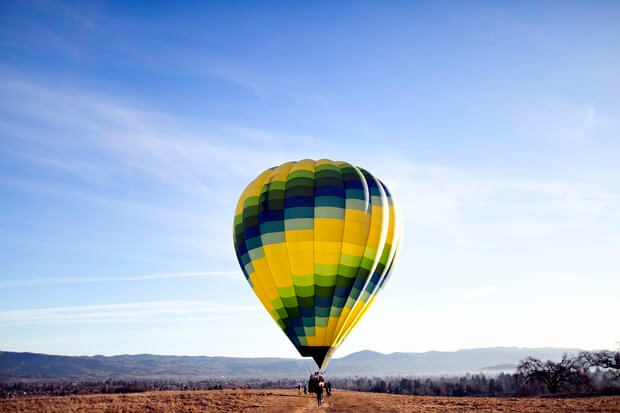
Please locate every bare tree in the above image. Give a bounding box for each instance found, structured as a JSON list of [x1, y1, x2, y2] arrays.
[[579, 350, 620, 380], [516, 354, 590, 394]]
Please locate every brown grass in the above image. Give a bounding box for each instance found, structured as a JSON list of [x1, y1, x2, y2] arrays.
[[0, 389, 307, 413], [1, 389, 619, 412], [323, 391, 620, 413]]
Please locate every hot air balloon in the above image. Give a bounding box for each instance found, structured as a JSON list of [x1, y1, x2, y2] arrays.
[[233, 159, 402, 370]]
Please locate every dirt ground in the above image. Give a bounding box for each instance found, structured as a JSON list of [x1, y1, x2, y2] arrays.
[[1, 389, 619, 412], [321, 391, 620, 413]]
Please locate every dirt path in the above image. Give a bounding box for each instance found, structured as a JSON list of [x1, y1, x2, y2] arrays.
[[293, 394, 330, 413]]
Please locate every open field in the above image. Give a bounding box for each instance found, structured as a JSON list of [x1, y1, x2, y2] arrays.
[[1, 389, 619, 412]]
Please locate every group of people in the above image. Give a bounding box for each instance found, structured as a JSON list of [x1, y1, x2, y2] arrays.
[[306, 372, 332, 406]]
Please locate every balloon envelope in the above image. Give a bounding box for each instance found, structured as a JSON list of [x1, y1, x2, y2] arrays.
[[233, 159, 402, 369]]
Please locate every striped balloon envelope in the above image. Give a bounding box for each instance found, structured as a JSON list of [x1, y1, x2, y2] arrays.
[[233, 159, 402, 369]]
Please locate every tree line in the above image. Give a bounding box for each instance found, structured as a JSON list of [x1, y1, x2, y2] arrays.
[[331, 350, 619, 397], [2, 350, 618, 399], [0, 378, 300, 399]]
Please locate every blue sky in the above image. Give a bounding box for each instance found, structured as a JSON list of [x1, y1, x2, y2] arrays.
[[1, 1, 619, 358]]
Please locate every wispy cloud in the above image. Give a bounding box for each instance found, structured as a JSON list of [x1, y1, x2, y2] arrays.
[[0, 77, 318, 187], [0, 301, 260, 326], [0, 271, 239, 288], [0, 76, 323, 261], [378, 159, 620, 249]]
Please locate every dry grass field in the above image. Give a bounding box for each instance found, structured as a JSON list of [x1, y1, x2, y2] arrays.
[[324, 391, 620, 413], [1, 389, 619, 412]]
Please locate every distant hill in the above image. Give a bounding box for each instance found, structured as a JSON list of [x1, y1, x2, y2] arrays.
[[0, 347, 580, 382], [330, 347, 580, 376]]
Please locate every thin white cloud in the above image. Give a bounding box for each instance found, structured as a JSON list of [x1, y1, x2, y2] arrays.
[[378, 158, 620, 248], [0, 76, 328, 262], [0, 271, 239, 288], [0, 77, 317, 188], [0, 300, 260, 326]]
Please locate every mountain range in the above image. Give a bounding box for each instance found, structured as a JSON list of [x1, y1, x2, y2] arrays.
[[0, 347, 580, 382]]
